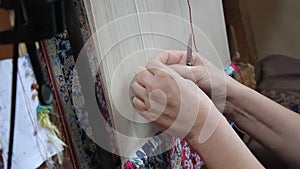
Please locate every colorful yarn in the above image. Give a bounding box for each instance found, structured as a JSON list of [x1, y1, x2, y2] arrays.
[[171, 138, 203, 169], [37, 104, 66, 165], [37, 105, 60, 136], [124, 160, 137, 169], [47, 135, 66, 164]]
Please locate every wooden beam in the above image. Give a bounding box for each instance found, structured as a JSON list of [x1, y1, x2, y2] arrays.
[[0, 9, 13, 60], [223, 0, 258, 65]]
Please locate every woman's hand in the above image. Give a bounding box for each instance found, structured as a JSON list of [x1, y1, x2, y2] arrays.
[[131, 59, 220, 142], [131, 56, 264, 169], [153, 50, 238, 112]]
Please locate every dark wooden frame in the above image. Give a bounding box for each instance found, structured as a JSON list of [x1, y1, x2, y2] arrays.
[[222, 0, 258, 65]]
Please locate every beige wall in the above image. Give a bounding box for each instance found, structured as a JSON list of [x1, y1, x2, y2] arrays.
[[246, 0, 300, 60]]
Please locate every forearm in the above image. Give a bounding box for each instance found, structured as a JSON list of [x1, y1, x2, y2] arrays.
[[188, 115, 263, 169], [225, 80, 300, 168]]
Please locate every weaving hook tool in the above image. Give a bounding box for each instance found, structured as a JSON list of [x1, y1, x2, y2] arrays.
[[186, 34, 193, 66]]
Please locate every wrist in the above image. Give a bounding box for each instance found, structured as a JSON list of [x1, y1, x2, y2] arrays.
[[186, 116, 227, 148], [186, 104, 226, 147], [224, 77, 256, 121], [224, 77, 245, 117], [226, 77, 247, 105]]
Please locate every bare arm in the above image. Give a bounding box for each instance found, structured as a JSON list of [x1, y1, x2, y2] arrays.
[[151, 50, 300, 168], [131, 58, 263, 169], [187, 108, 264, 169], [225, 79, 300, 168]]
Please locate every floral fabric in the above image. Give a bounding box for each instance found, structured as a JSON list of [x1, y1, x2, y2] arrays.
[[171, 139, 204, 169], [260, 89, 300, 114]]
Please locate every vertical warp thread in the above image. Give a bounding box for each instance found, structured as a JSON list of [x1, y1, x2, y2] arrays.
[[187, 0, 198, 53], [133, 0, 148, 63]]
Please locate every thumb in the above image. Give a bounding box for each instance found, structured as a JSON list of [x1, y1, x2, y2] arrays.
[[147, 60, 181, 79], [168, 64, 199, 82]]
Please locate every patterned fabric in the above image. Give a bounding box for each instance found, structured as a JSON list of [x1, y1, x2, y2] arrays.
[[40, 0, 122, 167], [38, 0, 123, 167], [73, 0, 91, 42], [257, 55, 300, 114], [40, 32, 103, 168], [171, 139, 204, 169], [40, 1, 181, 168], [124, 151, 171, 169], [122, 133, 173, 169], [40, 0, 215, 168], [260, 89, 300, 114]]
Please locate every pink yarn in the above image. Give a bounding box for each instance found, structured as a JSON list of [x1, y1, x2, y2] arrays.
[[124, 160, 136, 169]]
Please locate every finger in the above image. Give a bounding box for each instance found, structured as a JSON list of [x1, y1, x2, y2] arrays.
[[131, 81, 148, 101], [132, 97, 146, 112], [146, 60, 175, 76], [146, 60, 163, 75], [135, 68, 154, 87], [168, 64, 206, 82], [153, 50, 204, 66], [191, 52, 205, 66], [153, 50, 186, 65], [132, 97, 158, 122]]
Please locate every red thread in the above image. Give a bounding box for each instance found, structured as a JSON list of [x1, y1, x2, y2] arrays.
[[187, 0, 198, 53]]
